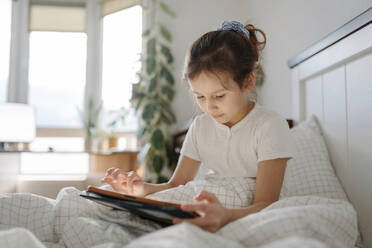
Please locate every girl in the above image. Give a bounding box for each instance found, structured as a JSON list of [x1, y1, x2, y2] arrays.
[[101, 21, 292, 233]]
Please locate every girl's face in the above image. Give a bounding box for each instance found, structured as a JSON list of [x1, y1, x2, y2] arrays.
[[189, 71, 254, 127]]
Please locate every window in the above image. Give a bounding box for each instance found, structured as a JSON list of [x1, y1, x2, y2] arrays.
[[23, 4, 88, 177], [0, 0, 12, 102], [28, 32, 87, 128], [8, 2, 143, 177], [101, 5, 142, 132]]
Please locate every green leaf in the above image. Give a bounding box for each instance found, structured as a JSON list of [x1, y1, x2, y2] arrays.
[[157, 176, 168, 184], [160, 44, 173, 64], [142, 103, 157, 123], [160, 65, 175, 85], [159, 1, 176, 18], [136, 125, 146, 138], [161, 112, 172, 125], [146, 149, 155, 173], [161, 85, 174, 101], [146, 57, 156, 74], [162, 108, 176, 124], [151, 155, 164, 173], [148, 78, 157, 93], [147, 38, 156, 57], [150, 129, 164, 150], [255, 65, 265, 88], [134, 96, 144, 111], [142, 29, 151, 37], [159, 24, 172, 42]]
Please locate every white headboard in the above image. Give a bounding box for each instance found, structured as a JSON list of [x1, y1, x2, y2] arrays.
[[289, 9, 372, 247]]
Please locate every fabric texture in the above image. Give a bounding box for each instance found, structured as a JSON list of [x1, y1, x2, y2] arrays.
[[181, 104, 293, 178], [0, 187, 358, 248], [280, 115, 348, 200], [0, 116, 360, 247], [147, 177, 256, 208]]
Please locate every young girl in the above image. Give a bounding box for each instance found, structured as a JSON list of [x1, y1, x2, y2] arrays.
[[101, 21, 292, 233]]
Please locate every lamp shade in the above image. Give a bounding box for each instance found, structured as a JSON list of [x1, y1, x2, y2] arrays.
[[0, 103, 36, 142]]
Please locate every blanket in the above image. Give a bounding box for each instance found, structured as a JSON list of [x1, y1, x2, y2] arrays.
[[0, 184, 358, 248]]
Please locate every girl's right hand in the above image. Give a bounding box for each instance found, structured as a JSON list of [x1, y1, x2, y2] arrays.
[[100, 168, 145, 197]]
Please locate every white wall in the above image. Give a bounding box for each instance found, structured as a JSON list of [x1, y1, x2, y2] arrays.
[[244, 0, 372, 119], [159, 0, 372, 129]]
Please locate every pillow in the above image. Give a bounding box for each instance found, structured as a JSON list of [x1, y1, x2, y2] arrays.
[[280, 115, 348, 200]]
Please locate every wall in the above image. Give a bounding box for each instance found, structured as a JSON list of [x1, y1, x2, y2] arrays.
[[244, 0, 372, 119], [159, 0, 372, 129]]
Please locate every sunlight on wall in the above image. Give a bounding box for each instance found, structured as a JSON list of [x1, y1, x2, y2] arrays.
[[0, 0, 11, 103]]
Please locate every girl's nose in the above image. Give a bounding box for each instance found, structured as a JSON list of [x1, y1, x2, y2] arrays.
[[206, 99, 217, 112]]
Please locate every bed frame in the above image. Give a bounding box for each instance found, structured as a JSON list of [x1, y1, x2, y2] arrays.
[[289, 8, 372, 247]]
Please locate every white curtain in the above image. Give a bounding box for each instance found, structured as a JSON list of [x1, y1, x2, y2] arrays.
[[101, 0, 141, 16], [29, 4, 86, 32]]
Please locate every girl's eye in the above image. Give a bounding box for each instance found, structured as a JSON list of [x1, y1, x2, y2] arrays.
[[197, 96, 204, 99], [216, 94, 225, 99]]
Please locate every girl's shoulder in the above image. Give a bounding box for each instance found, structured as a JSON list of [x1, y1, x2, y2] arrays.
[[251, 104, 287, 127]]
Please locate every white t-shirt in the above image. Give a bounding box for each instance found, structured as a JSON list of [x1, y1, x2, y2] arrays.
[[180, 104, 293, 178]]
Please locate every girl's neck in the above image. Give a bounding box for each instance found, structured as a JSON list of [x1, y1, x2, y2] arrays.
[[225, 101, 255, 128]]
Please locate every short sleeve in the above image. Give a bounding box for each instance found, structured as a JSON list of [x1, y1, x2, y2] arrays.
[[180, 118, 201, 161], [257, 117, 293, 162]]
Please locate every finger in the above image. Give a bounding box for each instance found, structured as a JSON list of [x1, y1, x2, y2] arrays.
[[173, 216, 207, 227], [111, 168, 126, 181], [105, 167, 117, 177], [204, 225, 219, 233], [183, 216, 208, 227], [101, 168, 117, 182], [126, 172, 140, 194], [173, 218, 183, 224], [181, 203, 208, 213], [194, 190, 218, 203], [100, 177, 112, 183]]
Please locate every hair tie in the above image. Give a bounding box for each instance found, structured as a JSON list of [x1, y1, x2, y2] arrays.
[[218, 21, 250, 38]]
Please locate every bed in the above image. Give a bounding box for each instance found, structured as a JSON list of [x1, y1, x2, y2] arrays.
[[289, 7, 372, 247], [0, 9, 371, 248]]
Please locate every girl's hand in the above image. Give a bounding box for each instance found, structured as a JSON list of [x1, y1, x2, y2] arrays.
[[173, 190, 232, 233], [100, 168, 145, 197]]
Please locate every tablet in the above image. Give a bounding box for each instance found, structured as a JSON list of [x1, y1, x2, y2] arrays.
[[80, 186, 199, 226]]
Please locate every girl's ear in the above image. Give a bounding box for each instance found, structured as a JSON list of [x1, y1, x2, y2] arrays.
[[242, 72, 255, 92]]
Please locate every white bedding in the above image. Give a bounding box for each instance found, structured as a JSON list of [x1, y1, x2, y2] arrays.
[[0, 117, 360, 247], [0, 185, 358, 248]]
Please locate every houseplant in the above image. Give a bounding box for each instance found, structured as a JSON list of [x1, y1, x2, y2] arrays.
[[78, 98, 102, 152], [131, 0, 177, 183]]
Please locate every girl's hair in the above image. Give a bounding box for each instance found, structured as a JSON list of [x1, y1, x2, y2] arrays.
[[184, 23, 266, 89]]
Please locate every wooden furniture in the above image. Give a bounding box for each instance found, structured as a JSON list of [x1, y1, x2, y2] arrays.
[[89, 151, 139, 174], [289, 8, 372, 247]]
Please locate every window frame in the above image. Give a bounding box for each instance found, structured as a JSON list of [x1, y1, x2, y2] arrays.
[[7, 0, 141, 149]]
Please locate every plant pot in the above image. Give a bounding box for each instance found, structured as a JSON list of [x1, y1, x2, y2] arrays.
[[108, 136, 119, 149]]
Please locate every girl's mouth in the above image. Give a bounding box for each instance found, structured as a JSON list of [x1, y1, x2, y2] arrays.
[[212, 114, 224, 119]]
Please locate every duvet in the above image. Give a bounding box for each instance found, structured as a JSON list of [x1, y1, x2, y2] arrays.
[[0, 182, 358, 248]]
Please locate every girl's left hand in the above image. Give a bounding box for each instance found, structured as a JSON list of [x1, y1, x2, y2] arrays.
[[173, 190, 231, 233]]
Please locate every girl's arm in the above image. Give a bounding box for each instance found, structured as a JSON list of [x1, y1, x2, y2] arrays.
[[142, 155, 201, 196], [174, 158, 288, 232], [225, 157, 288, 222], [102, 155, 201, 197]]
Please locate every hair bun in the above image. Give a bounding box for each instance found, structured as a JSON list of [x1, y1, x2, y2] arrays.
[[244, 24, 266, 52]]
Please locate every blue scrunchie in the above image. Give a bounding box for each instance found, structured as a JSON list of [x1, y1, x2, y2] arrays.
[[218, 21, 250, 38]]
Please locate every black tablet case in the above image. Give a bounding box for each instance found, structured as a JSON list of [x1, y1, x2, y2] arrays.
[[80, 190, 196, 227]]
